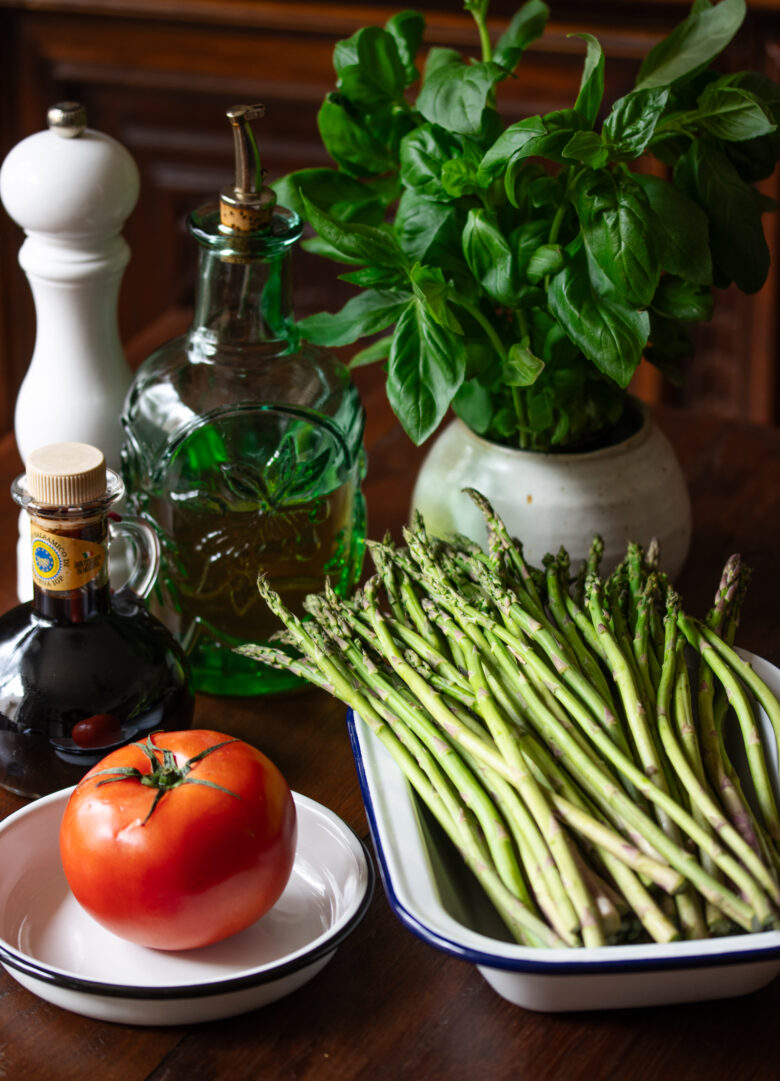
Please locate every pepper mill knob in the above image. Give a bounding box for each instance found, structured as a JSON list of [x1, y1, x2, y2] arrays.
[[47, 101, 87, 139]]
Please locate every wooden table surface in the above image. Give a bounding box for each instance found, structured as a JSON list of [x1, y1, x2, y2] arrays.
[[0, 372, 779, 1081]]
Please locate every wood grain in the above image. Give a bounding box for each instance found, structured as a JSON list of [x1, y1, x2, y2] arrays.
[[0, 366, 779, 1079]]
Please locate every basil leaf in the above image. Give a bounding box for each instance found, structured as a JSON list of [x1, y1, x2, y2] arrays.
[[513, 220, 551, 277], [573, 33, 605, 127], [298, 290, 411, 347], [478, 115, 547, 181], [394, 191, 464, 274], [475, 107, 505, 151], [633, 173, 712, 285], [548, 242, 650, 387], [635, 0, 746, 91], [349, 334, 394, 368], [441, 158, 482, 198], [387, 299, 466, 444], [463, 339, 495, 377], [453, 378, 494, 435], [539, 317, 580, 366], [696, 83, 777, 142], [302, 195, 407, 268], [577, 171, 661, 308], [493, 1, 550, 71], [526, 387, 554, 433], [326, 201, 384, 230], [416, 59, 507, 136], [562, 130, 608, 168], [366, 173, 404, 205], [321, 197, 386, 227], [505, 341, 545, 386], [423, 47, 461, 81], [719, 72, 780, 181], [385, 10, 425, 85], [399, 123, 462, 199], [274, 168, 380, 220], [675, 139, 770, 293], [507, 112, 588, 168], [462, 208, 516, 306], [528, 172, 566, 209], [301, 234, 365, 265], [339, 266, 406, 288], [333, 32, 360, 75], [603, 87, 670, 159], [501, 161, 546, 214], [480, 109, 586, 182], [549, 410, 572, 447], [512, 284, 546, 310], [336, 27, 406, 109], [337, 69, 393, 112], [526, 243, 564, 284], [409, 263, 463, 333], [651, 276, 713, 323], [490, 406, 517, 440], [317, 96, 395, 176]]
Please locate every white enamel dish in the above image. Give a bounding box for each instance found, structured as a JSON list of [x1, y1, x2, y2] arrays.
[[0, 789, 373, 1025], [347, 649, 780, 1013]]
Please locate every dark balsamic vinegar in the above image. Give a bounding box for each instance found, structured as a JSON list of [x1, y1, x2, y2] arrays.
[[0, 444, 194, 798], [0, 591, 193, 797]]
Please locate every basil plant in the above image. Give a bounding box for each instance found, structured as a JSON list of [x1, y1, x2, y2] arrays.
[[277, 0, 780, 451]]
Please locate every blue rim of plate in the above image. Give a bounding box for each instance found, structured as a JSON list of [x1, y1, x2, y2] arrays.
[[0, 798, 374, 1001], [347, 708, 780, 978]]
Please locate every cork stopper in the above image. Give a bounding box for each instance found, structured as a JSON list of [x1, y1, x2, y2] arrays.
[[26, 443, 107, 505], [220, 187, 276, 232]]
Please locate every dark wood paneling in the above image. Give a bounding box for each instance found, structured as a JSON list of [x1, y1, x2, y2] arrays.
[[1, 0, 779, 440]]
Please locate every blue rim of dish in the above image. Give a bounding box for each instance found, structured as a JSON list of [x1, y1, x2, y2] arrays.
[[347, 709, 780, 978], [0, 811, 374, 1000]]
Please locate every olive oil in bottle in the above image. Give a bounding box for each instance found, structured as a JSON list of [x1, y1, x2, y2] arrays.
[[121, 106, 366, 695]]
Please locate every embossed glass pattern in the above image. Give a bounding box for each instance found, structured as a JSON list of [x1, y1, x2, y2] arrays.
[[121, 205, 366, 695]]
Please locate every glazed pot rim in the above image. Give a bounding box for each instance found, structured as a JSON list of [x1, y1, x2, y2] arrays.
[[452, 396, 651, 462]]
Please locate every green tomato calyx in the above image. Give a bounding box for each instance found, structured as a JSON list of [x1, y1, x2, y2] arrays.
[[90, 734, 242, 823]]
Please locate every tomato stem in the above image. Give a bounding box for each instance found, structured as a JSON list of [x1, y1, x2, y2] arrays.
[[90, 734, 242, 823]]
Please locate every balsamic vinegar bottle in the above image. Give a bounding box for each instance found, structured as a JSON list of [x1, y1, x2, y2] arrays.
[[0, 443, 193, 798]]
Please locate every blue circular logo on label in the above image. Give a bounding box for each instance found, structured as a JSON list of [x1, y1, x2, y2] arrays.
[[33, 539, 61, 580]]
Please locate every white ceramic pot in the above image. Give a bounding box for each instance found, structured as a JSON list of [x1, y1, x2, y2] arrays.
[[410, 402, 691, 579]]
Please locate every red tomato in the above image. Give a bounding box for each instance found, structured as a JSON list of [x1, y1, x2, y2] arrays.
[[71, 713, 123, 749], [59, 730, 297, 951]]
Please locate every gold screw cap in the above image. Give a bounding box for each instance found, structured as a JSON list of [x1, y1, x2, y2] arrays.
[[26, 443, 107, 505]]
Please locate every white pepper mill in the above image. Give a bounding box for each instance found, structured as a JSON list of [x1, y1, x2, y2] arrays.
[[0, 102, 140, 599]]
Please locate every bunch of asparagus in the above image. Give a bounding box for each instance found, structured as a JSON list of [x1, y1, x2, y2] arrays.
[[242, 491, 780, 948]]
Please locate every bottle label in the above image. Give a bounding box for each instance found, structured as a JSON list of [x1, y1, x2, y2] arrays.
[[30, 525, 106, 591]]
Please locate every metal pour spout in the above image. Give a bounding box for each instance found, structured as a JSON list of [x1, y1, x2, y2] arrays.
[[219, 104, 276, 232]]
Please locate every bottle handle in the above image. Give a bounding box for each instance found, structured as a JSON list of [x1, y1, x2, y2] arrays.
[[109, 516, 160, 601]]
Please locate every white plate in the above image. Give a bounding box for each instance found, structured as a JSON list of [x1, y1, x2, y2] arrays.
[[0, 789, 373, 1025], [347, 649, 780, 1012]]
